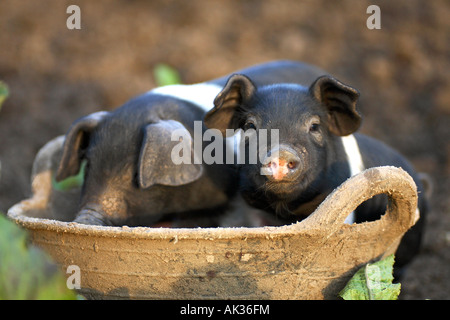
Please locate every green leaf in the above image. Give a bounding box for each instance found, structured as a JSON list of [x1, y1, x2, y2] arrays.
[[153, 63, 181, 87], [52, 159, 86, 191], [339, 254, 401, 300], [0, 214, 77, 300], [0, 81, 9, 110]]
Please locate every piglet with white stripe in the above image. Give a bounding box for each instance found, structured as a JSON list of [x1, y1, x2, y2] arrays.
[[204, 66, 428, 273]]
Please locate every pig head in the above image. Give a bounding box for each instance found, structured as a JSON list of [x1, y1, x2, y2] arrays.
[[205, 74, 361, 219], [55, 99, 235, 226]]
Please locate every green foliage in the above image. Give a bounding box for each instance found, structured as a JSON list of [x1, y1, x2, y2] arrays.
[[339, 254, 401, 300], [0, 81, 8, 110], [153, 63, 181, 87], [0, 214, 77, 300], [0, 79, 76, 299], [52, 159, 86, 192]]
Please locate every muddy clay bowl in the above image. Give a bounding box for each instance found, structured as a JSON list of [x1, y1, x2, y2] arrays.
[[7, 137, 419, 299]]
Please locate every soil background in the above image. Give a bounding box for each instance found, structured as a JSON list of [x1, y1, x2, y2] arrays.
[[0, 0, 448, 299]]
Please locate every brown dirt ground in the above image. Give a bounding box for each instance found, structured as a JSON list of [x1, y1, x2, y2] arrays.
[[0, 0, 448, 299]]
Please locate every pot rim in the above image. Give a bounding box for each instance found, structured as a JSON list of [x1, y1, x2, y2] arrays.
[[7, 166, 419, 242]]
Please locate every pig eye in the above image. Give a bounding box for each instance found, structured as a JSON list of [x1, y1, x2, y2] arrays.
[[309, 123, 320, 133], [243, 121, 257, 131]]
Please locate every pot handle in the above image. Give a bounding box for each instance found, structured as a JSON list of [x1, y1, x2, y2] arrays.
[[298, 166, 419, 234]]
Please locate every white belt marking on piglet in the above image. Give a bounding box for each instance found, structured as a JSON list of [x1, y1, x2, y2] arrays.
[[150, 83, 222, 112], [341, 134, 365, 224]]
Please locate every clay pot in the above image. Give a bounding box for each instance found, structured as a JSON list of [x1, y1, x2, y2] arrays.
[[7, 136, 418, 299]]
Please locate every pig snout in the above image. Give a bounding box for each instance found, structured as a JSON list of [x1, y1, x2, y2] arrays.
[[74, 196, 128, 226], [261, 145, 303, 181], [74, 206, 109, 226]]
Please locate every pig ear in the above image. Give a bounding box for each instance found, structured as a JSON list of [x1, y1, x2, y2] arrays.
[[138, 120, 203, 188], [310, 75, 361, 136], [204, 74, 256, 135], [55, 111, 109, 182]]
